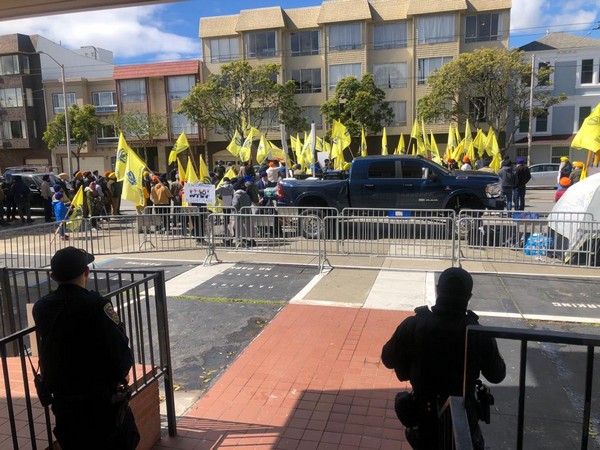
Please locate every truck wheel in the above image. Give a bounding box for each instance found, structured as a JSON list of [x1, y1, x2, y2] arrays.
[[447, 196, 484, 239], [298, 208, 333, 239]]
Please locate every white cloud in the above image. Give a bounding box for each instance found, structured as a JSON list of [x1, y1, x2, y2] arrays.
[[511, 0, 600, 34], [0, 5, 200, 63]]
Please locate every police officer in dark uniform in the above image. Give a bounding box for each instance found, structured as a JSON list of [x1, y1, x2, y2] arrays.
[[33, 247, 140, 450], [381, 267, 506, 450]]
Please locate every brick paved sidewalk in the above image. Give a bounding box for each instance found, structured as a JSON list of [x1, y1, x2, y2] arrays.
[[154, 304, 413, 450]]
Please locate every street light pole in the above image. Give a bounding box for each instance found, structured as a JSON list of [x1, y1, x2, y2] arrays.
[[40, 51, 72, 178], [527, 54, 535, 167]]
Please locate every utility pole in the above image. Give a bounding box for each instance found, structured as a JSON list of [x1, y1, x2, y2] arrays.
[[527, 54, 535, 166]]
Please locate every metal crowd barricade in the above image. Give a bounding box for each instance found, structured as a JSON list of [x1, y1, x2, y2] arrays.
[[0, 267, 176, 448], [0, 221, 90, 268], [205, 210, 327, 271], [330, 208, 456, 261], [457, 215, 600, 267]]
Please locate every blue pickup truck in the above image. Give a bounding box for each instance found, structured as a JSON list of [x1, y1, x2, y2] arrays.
[[277, 155, 505, 212]]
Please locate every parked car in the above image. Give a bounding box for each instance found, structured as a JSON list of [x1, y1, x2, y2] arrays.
[[6, 172, 61, 211], [527, 163, 560, 189]]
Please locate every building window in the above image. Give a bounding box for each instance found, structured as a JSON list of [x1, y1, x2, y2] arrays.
[[92, 91, 117, 113], [551, 147, 569, 163], [119, 79, 146, 103], [329, 63, 362, 89], [21, 56, 30, 75], [469, 97, 486, 122], [52, 92, 76, 113], [538, 61, 551, 86], [417, 14, 455, 44], [536, 110, 548, 132], [167, 75, 196, 100], [26, 88, 33, 107], [579, 106, 592, 129], [170, 113, 198, 135], [465, 13, 501, 43], [374, 22, 408, 49], [1, 120, 26, 139], [418, 56, 453, 84], [373, 63, 407, 89], [97, 124, 118, 144], [290, 69, 321, 93], [209, 37, 240, 62], [389, 101, 407, 126], [519, 119, 529, 133], [581, 59, 594, 84], [291, 30, 319, 56], [246, 31, 277, 58], [0, 88, 23, 108], [0, 55, 19, 75], [301, 106, 322, 129], [328, 23, 362, 51]]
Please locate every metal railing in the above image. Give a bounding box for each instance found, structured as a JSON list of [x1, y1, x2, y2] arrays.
[[0, 267, 176, 449], [439, 396, 474, 450], [0, 207, 598, 270], [465, 325, 600, 450]]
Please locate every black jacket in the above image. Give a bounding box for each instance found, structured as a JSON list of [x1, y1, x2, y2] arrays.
[[33, 284, 133, 398]]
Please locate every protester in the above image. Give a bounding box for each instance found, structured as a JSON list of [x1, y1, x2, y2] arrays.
[[461, 156, 472, 171], [41, 174, 54, 222], [84, 182, 104, 230], [52, 192, 70, 240], [497, 159, 516, 210], [381, 267, 506, 450], [555, 177, 571, 202], [514, 157, 531, 211], [569, 161, 584, 185], [32, 247, 140, 450], [231, 181, 256, 247], [150, 177, 173, 232], [10, 175, 33, 223], [558, 156, 572, 183]]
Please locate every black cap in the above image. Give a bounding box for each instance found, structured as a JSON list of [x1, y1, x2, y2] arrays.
[[435, 267, 473, 312], [51, 247, 95, 282]]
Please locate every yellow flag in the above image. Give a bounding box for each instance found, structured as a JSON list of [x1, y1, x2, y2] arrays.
[[302, 130, 315, 165], [257, 134, 269, 164], [452, 139, 465, 161], [395, 133, 405, 155], [571, 103, 600, 153], [115, 132, 132, 182], [216, 166, 237, 188], [177, 157, 186, 182], [473, 129, 486, 158], [268, 140, 284, 160], [121, 148, 147, 207], [360, 127, 367, 157], [185, 156, 199, 183], [66, 186, 84, 232], [381, 127, 388, 155], [241, 118, 260, 138], [485, 128, 500, 156], [199, 155, 210, 183], [430, 131, 442, 164], [464, 119, 473, 150], [445, 125, 456, 161], [331, 119, 351, 149], [239, 128, 254, 162], [226, 130, 243, 158], [489, 152, 502, 174], [454, 126, 462, 149], [421, 119, 430, 151], [410, 120, 420, 155], [466, 140, 477, 164], [168, 132, 190, 164]]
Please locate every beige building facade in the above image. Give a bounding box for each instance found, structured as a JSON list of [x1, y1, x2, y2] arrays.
[[200, 0, 511, 158]]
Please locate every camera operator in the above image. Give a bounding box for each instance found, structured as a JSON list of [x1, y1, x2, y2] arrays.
[[381, 267, 506, 449]]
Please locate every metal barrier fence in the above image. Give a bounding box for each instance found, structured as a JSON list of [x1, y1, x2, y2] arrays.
[[466, 325, 600, 450], [0, 267, 176, 448], [0, 207, 598, 270]]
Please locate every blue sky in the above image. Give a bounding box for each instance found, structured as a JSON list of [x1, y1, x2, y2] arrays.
[[0, 0, 598, 65]]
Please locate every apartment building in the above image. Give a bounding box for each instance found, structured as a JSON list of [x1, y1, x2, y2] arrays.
[[113, 60, 202, 173], [514, 32, 600, 165], [0, 34, 47, 171], [199, 0, 511, 161]]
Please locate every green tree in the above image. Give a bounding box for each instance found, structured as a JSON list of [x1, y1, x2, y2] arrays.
[[109, 112, 169, 164], [177, 60, 306, 142], [320, 73, 394, 141], [43, 104, 101, 171], [417, 48, 567, 150]]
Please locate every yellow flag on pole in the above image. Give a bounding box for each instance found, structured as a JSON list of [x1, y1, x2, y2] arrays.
[[226, 130, 243, 158], [571, 103, 600, 153], [168, 132, 190, 164], [381, 127, 388, 155], [430, 132, 442, 164], [115, 132, 132, 182], [66, 186, 84, 232], [185, 156, 199, 183], [257, 134, 269, 164], [239, 128, 254, 162], [395, 133, 406, 155], [177, 158, 186, 182], [121, 148, 147, 206], [410, 120, 420, 155], [445, 125, 456, 161], [216, 166, 237, 189], [360, 127, 367, 157], [199, 155, 210, 183], [241, 118, 260, 138]]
